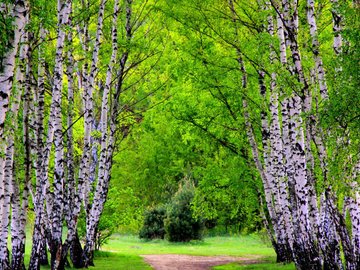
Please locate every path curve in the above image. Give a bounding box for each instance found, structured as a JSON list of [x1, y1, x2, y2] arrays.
[[141, 254, 260, 270]]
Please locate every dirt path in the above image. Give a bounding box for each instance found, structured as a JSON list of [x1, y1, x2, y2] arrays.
[[141, 254, 261, 270]]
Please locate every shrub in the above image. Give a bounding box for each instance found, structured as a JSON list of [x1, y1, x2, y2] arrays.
[[139, 205, 166, 240], [164, 180, 204, 242]]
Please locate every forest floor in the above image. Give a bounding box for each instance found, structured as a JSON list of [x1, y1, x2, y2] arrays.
[[30, 234, 294, 269], [141, 254, 262, 270], [98, 235, 295, 269]]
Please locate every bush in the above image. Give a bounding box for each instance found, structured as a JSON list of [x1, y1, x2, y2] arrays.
[[139, 205, 166, 240], [164, 181, 204, 242]]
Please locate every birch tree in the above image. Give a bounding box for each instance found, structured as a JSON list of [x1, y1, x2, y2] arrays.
[[163, 0, 359, 268], [82, 0, 129, 264], [6, 27, 30, 270], [29, 26, 49, 270], [0, 1, 28, 269]]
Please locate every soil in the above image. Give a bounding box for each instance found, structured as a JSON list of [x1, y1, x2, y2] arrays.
[[141, 254, 261, 270]]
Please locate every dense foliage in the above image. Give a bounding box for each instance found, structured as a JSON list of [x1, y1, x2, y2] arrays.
[[164, 181, 204, 242], [139, 205, 166, 240]]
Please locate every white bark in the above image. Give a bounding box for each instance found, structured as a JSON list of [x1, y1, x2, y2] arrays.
[[0, 159, 8, 268], [78, 0, 106, 215], [267, 13, 293, 255], [303, 75, 321, 239], [306, 0, 328, 100], [243, 98, 278, 235], [30, 26, 49, 270], [269, 83, 294, 251], [276, 14, 287, 66], [64, 27, 77, 246], [288, 95, 311, 235], [0, 0, 27, 135], [319, 193, 343, 269], [331, 0, 342, 55], [10, 35, 28, 270], [0, 2, 28, 268], [83, 0, 120, 265], [49, 0, 71, 268], [350, 161, 360, 263]]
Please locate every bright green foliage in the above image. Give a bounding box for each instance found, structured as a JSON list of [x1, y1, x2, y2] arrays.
[[103, 187, 144, 235], [139, 205, 166, 240], [192, 150, 262, 234], [164, 180, 204, 242]]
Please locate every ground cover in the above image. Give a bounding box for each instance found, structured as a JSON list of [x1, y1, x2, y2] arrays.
[[22, 234, 294, 269], [100, 234, 295, 269]]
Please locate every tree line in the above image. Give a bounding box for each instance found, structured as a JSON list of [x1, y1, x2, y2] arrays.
[[0, 0, 163, 269]]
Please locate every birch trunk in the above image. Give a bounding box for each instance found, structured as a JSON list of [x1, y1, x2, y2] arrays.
[[30, 26, 49, 269], [49, 0, 71, 269], [9, 35, 28, 270], [83, 0, 121, 265], [78, 0, 106, 216], [269, 83, 293, 262], [267, 13, 293, 262], [331, 0, 342, 55], [0, 157, 8, 270], [0, 0, 27, 135], [319, 194, 343, 270], [277, 14, 299, 251], [282, 0, 321, 267], [303, 74, 321, 244], [63, 27, 85, 269], [287, 94, 321, 268], [228, 0, 292, 262], [275, 13, 300, 241], [306, 1, 346, 266], [350, 162, 360, 267], [0, 2, 28, 269], [258, 71, 283, 261], [14, 30, 33, 270], [306, 0, 328, 100], [327, 190, 357, 269]]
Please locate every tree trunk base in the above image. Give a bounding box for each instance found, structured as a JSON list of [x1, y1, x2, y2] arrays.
[[0, 259, 11, 270], [322, 240, 344, 270], [70, 233, 85, 268], [275, 242, 293, 264], [293, 241, 322, 270], [11, 243, 26, 270], [39, 238, 49, 266], [83, 247, 95, 267]]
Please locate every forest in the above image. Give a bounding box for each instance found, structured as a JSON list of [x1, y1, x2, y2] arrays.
[[0, 0, 359, 269]]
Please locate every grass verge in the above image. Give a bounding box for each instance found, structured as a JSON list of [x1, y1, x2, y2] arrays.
[[29, 234, 295, 269]]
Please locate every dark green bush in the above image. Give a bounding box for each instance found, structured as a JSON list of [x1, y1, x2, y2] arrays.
[[139, 205, 166, 240], [164, 181, 204, 242]]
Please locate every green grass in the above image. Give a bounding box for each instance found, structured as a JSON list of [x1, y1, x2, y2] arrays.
[[27, 234, 295, 269], [214, 262, 295, 270], [99, 234, 295, 269], [102, 234, 274, 258], [87, 252, 152, 270]]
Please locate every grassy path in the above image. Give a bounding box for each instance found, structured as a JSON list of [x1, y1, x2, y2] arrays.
[[98, 235, 295, 270], [33, 234, 295, 269]]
